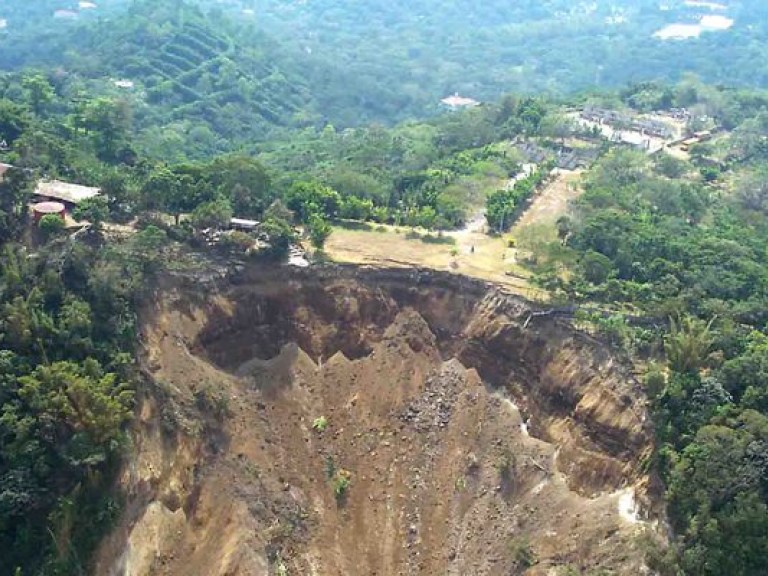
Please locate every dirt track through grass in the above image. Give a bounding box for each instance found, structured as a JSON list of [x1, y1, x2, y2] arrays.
[[324, 171, 585, 301], [511, 169, 583, 234]]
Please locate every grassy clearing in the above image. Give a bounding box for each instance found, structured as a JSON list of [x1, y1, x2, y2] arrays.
[[324, 170, 583, 302], [511, 169, 583, 232], [325, 224, 546, 300]]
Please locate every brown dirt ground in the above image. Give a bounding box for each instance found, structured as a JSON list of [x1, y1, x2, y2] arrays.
[[94, 267, 656, 576]]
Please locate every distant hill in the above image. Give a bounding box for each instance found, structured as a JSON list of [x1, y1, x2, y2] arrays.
[[73, 2, 313, 148], [4, 0, 768, 158], [238, 0, 768, 103], [0, 0, 394, 158], [0, 0, 130, 68]]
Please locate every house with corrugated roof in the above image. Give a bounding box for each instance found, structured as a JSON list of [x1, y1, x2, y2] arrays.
[[33, 180, 101, 207]]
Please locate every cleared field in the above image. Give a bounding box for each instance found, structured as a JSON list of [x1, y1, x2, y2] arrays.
[[505, 169, 585, 280], [324, 171, 585, 301], [324, 223, 545, 299]]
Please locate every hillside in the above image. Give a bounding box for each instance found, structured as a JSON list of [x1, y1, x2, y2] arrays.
[[75, 3, 312, 154], [0, 0, 128, 68], [248, 0, 768, 106], [6, 0, 768, 156], [0, 1, 369, 158], [4, 1, 768, 574], [3, 79, 768, 573]]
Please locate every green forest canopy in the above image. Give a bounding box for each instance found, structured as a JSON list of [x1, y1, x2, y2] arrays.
[[4, 0, 768, 157]]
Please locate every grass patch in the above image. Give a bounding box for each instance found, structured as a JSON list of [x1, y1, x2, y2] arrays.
[[324, 223, 547, 300], [332, 469, 352, 502], [509, 537, 537, 569], [312, 415, 329, 432]]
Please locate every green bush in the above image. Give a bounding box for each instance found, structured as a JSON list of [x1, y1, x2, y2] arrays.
[[332, 470, 352, 500], [508, 537, 536, 569], [220, 230, 255, 252], [38, 214, 65, 237], [307, 214, 332, 250], [312, 416, 329, 432]]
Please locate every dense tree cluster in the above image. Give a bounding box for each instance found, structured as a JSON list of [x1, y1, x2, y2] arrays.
[[486, 163, 554, 232], [0, 74, 173, 573], [244, 0, 768, 114], [259, 102, 564, 230], [548, 103, 768, 572], [0, 228, 170, 574]]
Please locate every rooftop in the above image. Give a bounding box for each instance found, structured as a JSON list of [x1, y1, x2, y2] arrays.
[[230, 217, 259, 229], [34, 180, 101, 205], [0, 163, 12, 179], [33, 201, 66, 214], [441, 93, 480, 108]]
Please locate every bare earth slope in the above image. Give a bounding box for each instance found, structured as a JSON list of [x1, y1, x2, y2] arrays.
[[95, 264, 655, 575]]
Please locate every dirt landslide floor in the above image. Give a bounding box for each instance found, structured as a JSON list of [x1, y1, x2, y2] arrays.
[[94, 265, 657, 576]]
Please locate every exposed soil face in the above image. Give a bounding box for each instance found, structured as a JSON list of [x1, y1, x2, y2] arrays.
[[95, 264, 654, 576]]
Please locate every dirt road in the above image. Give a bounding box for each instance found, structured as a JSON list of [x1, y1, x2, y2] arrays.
[[512, 169, 583, 234]]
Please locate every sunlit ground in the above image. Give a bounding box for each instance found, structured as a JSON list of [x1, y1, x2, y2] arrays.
[[325, 170, 585, 301]]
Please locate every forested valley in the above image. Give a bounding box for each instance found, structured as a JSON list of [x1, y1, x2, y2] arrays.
[[6, 0, 768, 158], [2, 0, 768, 575]]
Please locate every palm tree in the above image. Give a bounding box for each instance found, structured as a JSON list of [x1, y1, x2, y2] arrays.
[[665, 314, 715, 374]]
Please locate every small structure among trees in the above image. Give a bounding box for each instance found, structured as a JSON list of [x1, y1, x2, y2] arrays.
[[33, 180, 101, 215], [441, 93, 480, 109], [31, 201, 65, 223]]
